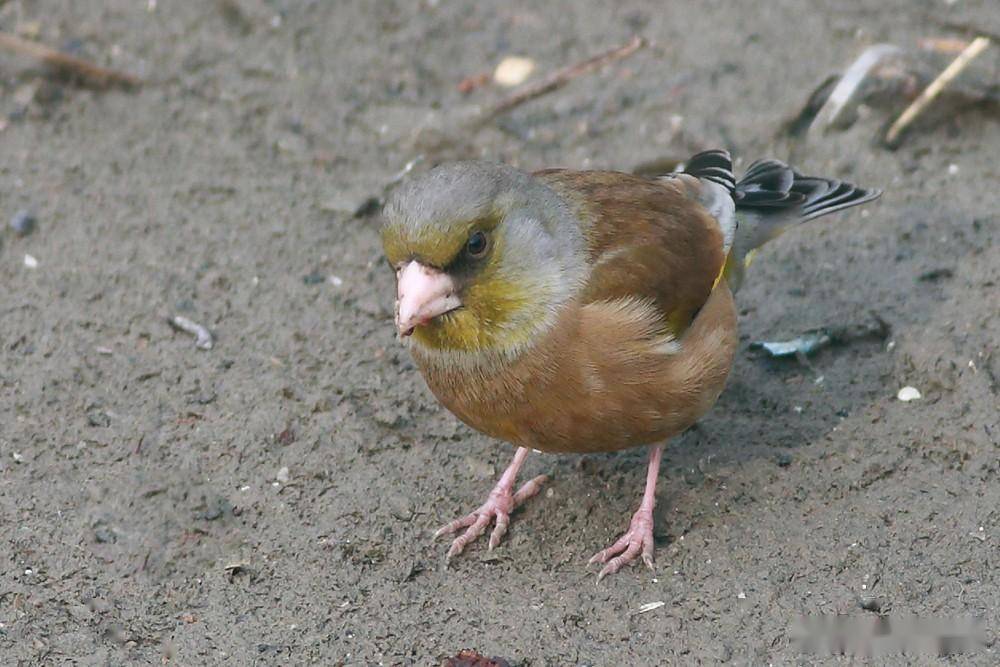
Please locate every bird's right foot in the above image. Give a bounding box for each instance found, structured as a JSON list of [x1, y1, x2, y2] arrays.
[[434, 474, 548, 560]]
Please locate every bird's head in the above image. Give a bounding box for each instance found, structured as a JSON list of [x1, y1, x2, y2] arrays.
[[380, 161, 585, 356]]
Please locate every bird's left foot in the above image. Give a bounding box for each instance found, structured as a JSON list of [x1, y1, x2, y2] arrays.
[[588, 508, 655, 580], [434, 474, 548, 561]]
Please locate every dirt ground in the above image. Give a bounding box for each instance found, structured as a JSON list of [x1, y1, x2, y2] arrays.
[[1, 1, 998, 664]]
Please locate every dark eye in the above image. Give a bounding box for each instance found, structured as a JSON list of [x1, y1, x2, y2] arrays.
[[466, 230, 489, 258]]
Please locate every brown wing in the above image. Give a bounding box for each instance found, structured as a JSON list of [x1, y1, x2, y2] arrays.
[[536, 169, 726, 335]]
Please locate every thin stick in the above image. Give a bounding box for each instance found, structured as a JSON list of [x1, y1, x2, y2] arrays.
[[810, 44, 903, 133], [484, 35, 645, 119], [884, 36, 991, 146], [0, 31, 141, 89]]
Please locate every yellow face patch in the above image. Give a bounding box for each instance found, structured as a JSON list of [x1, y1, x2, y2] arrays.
[[382, 213, 543, 353], [412, 264, 536, 351]]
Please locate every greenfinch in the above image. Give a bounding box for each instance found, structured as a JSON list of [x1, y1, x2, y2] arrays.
[[380, 150, 880, 579]]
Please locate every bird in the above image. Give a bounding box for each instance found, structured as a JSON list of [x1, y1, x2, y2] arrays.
[[379, 150, 880, 579]]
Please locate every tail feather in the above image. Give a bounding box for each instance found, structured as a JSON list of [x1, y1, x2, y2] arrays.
[[738, 159, 796, 195], [735, 158, 881, 224], [679, 150, 882, 292], [727, 157, 881, 291], [795, 176, 881, 221]]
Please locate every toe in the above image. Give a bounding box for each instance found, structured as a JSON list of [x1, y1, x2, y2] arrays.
[[597, 536, 643, 581], [588, 531, 631, 565], [434, 512, 478, 539], [642, 541, 655, 570], [512, 474, 548, 505], [488, 512, 510, 550], [446, 514, 491, 559]]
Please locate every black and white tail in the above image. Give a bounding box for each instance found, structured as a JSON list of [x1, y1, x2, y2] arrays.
[[682, 149, 881, 291]]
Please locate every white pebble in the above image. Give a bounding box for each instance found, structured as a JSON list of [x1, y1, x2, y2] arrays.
[[947, 163, 959, 175], [276, 466, 290, 484], [328, 275, 344, 287], [897, 386, 921, 402], [494, 56, 535, 87], [23, 254, 38, 269], [737, 591, 746, 599]]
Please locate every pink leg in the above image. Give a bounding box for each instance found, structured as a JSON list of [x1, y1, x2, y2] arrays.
[[434, 447, 548, 560], [589, 444, 663, 580]]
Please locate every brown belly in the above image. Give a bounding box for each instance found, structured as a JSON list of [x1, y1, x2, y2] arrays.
[[414, 284, 738, 454]]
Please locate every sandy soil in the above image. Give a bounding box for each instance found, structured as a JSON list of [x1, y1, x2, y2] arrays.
[[1, 1, 998, 664]]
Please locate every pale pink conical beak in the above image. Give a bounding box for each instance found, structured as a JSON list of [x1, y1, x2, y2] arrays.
[[395, 261, 461, 337]]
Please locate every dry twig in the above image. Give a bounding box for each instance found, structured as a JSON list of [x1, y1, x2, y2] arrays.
[[0, 31, 141, 90], [483, 35, 645, 120], [884, 36, 992, 146], [810, 44, 904, 133]]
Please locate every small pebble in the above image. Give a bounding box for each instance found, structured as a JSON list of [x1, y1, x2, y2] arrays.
[[10, 210, 36, 236], [947, 163, 959, 175], [275, 466, 290, 484], [859, 597, 882, 612], [23, 254, 39, 269], [494, 56, 535, 87], [897, 386, 921, 402]]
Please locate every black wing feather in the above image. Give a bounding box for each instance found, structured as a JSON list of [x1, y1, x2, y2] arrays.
[[683, 149, 736, 192]]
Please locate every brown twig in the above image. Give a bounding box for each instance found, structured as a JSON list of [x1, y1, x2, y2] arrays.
[[483, 35, 645, 120], [884, 36, 992, 146], [0, 31, 141, 90]]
